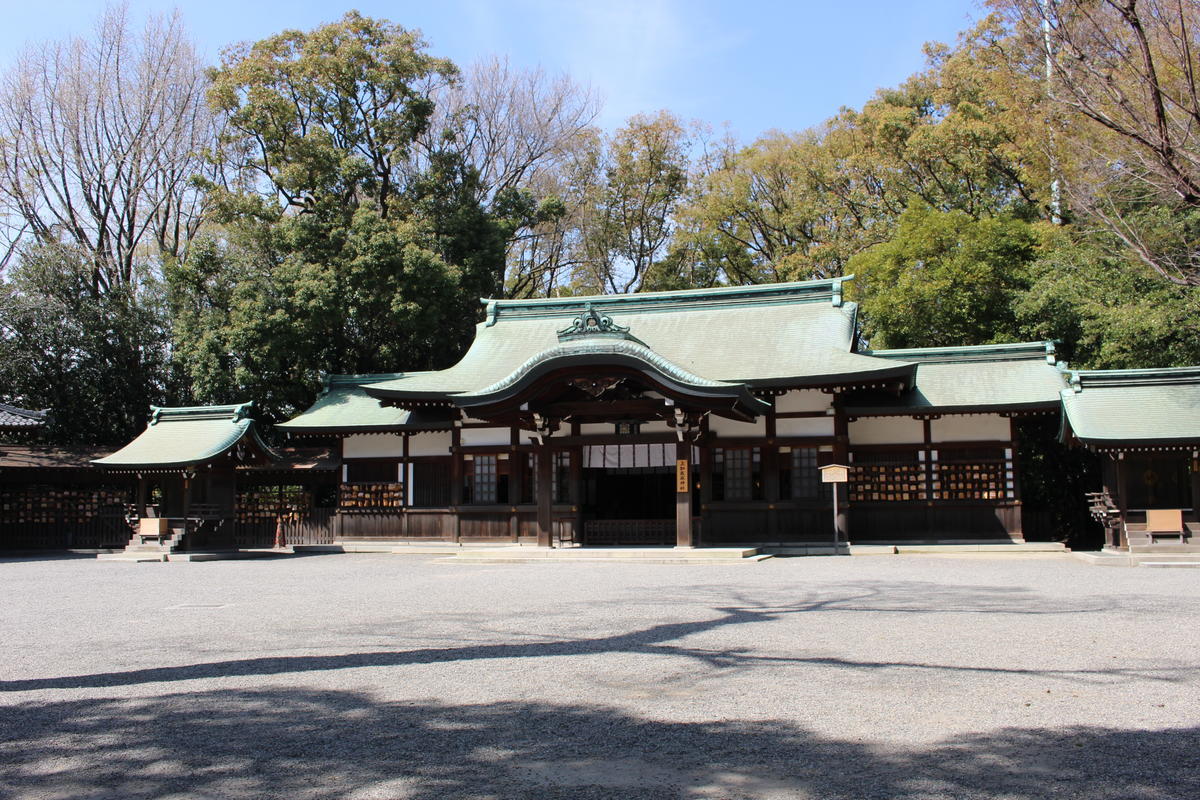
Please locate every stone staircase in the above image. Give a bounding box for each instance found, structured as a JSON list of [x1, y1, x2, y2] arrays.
[[98, 521, 189, 562]]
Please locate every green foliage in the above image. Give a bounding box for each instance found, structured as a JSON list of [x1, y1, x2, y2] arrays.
[[849, 205, 1039, 348], [0, 244, 171, 444], [1015, 229, 1200, 369], [175, 13, 509, 418]]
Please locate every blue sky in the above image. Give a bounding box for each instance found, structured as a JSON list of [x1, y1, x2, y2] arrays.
[[1, 1, 984, 139]]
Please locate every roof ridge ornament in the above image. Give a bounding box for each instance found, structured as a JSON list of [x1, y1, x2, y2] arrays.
[[556, 303, 631, 341]]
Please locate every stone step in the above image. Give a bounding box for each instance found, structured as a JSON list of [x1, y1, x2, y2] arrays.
[[445, 553, 773, 565], [440, 546, 766, 564]]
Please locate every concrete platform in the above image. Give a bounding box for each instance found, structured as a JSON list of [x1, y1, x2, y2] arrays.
[[1072, 549, 1200, 568], [440, 546, 769, 564], [849, 542, 1067, 556]]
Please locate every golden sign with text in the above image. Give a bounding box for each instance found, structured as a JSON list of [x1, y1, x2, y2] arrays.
[[676, 459, 690, 492]]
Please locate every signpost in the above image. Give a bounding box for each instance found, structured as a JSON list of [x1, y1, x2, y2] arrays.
[[820, 464, 850, 550]]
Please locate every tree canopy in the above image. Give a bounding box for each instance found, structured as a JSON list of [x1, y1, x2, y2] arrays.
[[0, 4, 1197, 441]]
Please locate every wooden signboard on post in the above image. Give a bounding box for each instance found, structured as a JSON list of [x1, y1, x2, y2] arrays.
[[676, 459, 690, 493], [820, 464, 850, 548]]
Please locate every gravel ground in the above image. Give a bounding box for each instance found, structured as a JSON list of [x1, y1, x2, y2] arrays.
[[0, 551, 1197, 800]]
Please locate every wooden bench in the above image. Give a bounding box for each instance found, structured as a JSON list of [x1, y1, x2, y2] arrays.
[[1145, 509, 1186, 543]]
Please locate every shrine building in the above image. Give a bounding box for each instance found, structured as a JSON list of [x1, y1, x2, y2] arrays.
[[267, 277, 1068, 549]]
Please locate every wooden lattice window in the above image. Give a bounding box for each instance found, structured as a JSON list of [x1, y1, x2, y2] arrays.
[[467, 455, 498, 504], [849, 450, 928, 503], [714, 447, 761, 501], [790, 447, 821, 499], [932, 447, 1011, 501], [412, 460, 451, 507]]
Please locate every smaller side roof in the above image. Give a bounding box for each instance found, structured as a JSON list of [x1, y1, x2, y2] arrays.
[[1061, 366, 1200, 450], [276, 374, 455, 434], [0, 403, 48, 431], [94, 403, 273, 470], [843, 342, 1066, 416]]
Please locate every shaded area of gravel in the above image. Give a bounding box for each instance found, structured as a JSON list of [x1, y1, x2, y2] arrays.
[[1, 552, 1197, 799]]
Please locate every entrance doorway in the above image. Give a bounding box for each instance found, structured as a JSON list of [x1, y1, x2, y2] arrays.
[[579, 443, 680, 545]]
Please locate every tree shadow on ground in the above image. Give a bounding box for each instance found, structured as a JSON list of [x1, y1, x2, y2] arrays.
[[0, 688, 1196, 799], [3, 583, 1186, 692]]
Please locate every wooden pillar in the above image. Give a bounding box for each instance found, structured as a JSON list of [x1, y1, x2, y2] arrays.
[[764, 403, 779, 540], [569, 446, 583, 544], [508, 428, 520, 542], [450, 425, 463, 543], [675, 439, 694, 548], [536, 446, 553, 548], [1007, 417, 1024, 541], [832, 397, 850, 543], [181, 472, 193, 529], [1114, 453, 1129, 549], [136, 475, 148, 517], [1190, 451, 1199, 521], [922, 416, 934, 540], [401, 433, 410, 538]]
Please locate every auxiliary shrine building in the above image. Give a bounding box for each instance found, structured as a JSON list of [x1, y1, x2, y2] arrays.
[[30, 276, 1192, 555]]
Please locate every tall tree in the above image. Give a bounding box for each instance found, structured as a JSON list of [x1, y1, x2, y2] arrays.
[[180, 12, 502, 416], [0, 5, 215, 289], [0, 242, 171, 444], [995, 0, 1200, 285]]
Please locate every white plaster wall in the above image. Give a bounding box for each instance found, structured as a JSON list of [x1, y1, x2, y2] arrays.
[[580, 423, 609, 436], [775, 390, 832, 414], [776, 417, 835, 437], [461, 427, 511, 446], [343, 434, 405, 459], [931, 415, 1011, 443], [407, 430, 453, 456], [709, 416, 766, 437], [848, 417, 924, 445], [642, 420, 672, 433]]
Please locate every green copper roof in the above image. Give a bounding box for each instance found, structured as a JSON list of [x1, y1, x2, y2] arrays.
[[1061, 367, 1200, 448], [454, 337, 772, 416], [94, 403, 272, 469], [844, 342, 1067, 415], [277, 374, 454, 433], [365, 278, 916, 405]]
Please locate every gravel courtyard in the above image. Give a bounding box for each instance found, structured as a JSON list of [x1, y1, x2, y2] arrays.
[[0, 552, 1197, 800]]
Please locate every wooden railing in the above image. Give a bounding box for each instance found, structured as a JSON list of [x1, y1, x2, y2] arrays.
[[582, 519, 673, 546]]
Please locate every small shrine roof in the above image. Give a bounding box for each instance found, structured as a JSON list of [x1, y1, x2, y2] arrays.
[[94, 403, 273, 469], [0, 403, 48, 430], [277, 374, 455, 433], [1060, 367, 1200, 449], [843, 342, 1067, 415]]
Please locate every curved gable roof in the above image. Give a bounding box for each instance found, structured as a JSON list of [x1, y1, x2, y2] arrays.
[[94, 403, 273, 469], [365, 277, 915, 405]]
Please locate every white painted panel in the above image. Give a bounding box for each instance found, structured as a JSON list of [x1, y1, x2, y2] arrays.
[[931, 415, 1011, 443], [776, 417, 835, 437], [580, 423, 610, 436], [642, 420, 672, 433], [461, 427, 511, 446], [775, 390, 832, 414], [709, 416, 766, 437], [518, 430, 537, 444], [407, 431, 453, 456], [849, 417, 923, 445], [343, 434, 404, 458]]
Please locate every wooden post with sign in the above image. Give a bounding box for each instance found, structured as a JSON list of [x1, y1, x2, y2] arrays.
[[675, 441, 693, 548], [820, 464, 849, 551]]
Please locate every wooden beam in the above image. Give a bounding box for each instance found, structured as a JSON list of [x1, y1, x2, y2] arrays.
[[537, 447, 553, 548], [675, 440, 693, 548]]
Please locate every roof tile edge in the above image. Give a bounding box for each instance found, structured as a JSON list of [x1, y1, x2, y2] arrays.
[[480, 276, 854, 325]]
